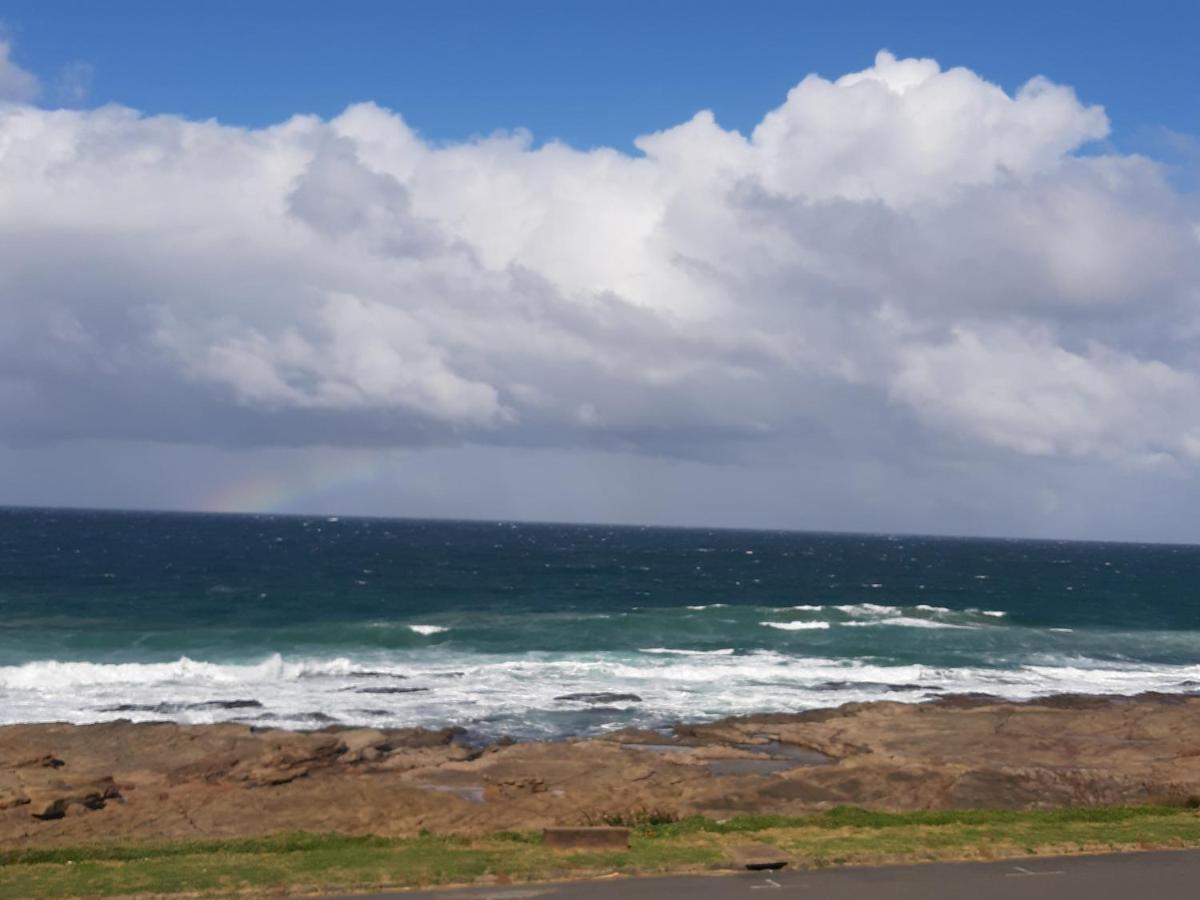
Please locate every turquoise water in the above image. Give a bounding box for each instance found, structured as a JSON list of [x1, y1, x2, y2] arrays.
[[2, 507, 1199, 737]]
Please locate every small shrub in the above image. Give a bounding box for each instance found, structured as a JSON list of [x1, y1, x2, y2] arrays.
[[492, 830, 542, 844], [579, 807, 680, 829]]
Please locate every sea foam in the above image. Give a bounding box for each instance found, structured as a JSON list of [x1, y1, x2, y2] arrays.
[[408, 625, 449, 636], [842, 617, 976, 630], [3, 649, 1200, 736]]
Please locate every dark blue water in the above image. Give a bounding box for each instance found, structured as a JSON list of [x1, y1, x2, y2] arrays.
[[2, 507, 1199, 737]]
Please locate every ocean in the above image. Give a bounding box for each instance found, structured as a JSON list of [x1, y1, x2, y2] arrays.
[[2, 506, 1199, 739]]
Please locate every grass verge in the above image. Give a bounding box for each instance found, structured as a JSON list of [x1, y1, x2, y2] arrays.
[[3, 806, 1200, 898]]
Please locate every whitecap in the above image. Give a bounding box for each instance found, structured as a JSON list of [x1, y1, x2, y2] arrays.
[[834, 603, 899, 616], [408, 625, 448, 636], [0, 653, 301, 689], [5, 649, 1200, 737], [842, 617, 975, 630], [761, 620, 831, 631]]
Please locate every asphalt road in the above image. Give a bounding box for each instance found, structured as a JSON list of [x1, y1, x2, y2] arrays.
[[333, 850, 1200, 899]]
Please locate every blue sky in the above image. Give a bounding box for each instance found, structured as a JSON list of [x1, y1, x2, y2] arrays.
[[1, 2, 1199, 540], [2, 0, 1196, 152]]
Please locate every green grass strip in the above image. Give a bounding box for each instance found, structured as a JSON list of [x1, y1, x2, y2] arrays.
[[2, 806, 1199, 899]]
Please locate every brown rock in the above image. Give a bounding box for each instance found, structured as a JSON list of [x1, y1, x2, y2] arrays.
[[0, 790, 30, 810], [4, 693, 1200, 848], [25, 779, 121, 819]]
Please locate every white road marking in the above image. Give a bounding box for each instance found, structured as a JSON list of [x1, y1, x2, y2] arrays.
[[750, 877, 783, 889], [1005, 865, 1065, 877]]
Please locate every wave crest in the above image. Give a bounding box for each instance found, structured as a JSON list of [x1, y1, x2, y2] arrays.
[[408, 625, 449, 636]]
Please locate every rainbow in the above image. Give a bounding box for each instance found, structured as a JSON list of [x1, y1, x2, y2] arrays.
[[201, 450, 392, 514]]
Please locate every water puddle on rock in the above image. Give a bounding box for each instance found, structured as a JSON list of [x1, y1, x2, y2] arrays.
[[734, 740, 836, 766], [706, 744, 836, 777], [705, 757, 802, 776], [620, 737, 836, 776], [416, 783, 486, 804]]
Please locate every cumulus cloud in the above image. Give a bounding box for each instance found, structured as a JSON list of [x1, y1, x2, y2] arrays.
[[0, 38, 37, 102], [0, 49, 1198, 472]]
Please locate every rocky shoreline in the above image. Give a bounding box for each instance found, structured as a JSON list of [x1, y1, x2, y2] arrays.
[[3, 691, 1200, 848]]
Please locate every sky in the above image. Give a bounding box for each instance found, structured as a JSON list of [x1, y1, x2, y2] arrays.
[[1, 2, 1199, 541]]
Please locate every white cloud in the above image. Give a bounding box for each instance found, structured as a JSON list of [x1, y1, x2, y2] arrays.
[[750, 52, 1109, 205], [0, 38, 37, 103], [53, 61, 92, 107], [891, 326, 1200, 462], [0, 49, 1198, 475]]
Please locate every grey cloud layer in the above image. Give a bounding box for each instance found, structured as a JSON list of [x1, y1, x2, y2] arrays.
[[1, 51, 1198, 467]]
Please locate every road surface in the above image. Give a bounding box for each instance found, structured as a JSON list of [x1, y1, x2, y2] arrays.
[[332, 849, 1200, 899]]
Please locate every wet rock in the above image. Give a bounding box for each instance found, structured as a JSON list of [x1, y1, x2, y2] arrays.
[[929, 693, 1005, 709], [385, 726, 467, 749], [346, 671, 407, 679], [812, 681, 935, 693], [188, 699, 264, 711], [294, 712, 341, 724], [555, 692, 643, 703], [99, 699, 263, 713]]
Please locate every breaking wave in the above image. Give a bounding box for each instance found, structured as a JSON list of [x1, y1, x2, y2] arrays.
[[4, 646, 1200, 737]]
